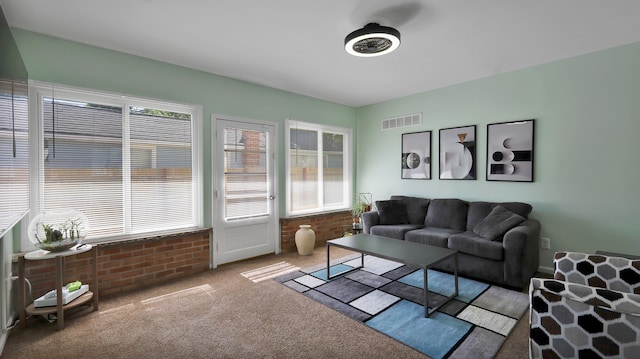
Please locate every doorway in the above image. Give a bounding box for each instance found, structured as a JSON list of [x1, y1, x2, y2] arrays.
[[212, 116, 278, 267]]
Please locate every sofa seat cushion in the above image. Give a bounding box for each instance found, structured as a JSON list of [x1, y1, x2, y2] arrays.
[[472, 205, 525, 240], [370, 224, 423, 240], [375, 200, 409, 225], [448, 232, 504, 261], [404, 227, 462, 247], [424, 199, 468, 231]]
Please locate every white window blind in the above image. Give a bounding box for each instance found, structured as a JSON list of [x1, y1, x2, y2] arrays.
[[42, 95, 124, 237], [285, 119, 352, 216], [129, 106, 193, 232], [32, 83, 202, 241], [0, 79, 29, 235], [222, 127, 268, 220]]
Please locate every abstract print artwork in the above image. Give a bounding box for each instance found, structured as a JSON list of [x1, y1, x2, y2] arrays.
[[401, 131, 431, 179], [439, 125, 476, 180], [486, 119, 535, 182]]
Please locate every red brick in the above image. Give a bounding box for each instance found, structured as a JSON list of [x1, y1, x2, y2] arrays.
[[155, 269, 176, 277], [101, 246, 121, 255], [144, 264, 166, 274], [107, 251, 134, 260], [143, 241, 166, 249], [106, 265, 132, 274]]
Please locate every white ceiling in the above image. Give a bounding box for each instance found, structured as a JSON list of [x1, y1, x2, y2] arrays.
[[3, 0, 640, 107]]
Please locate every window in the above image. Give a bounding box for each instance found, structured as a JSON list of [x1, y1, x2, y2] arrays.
[[0, 79, 29, 235], [285, 119, 352, 216], [30, 82, 202, 242]]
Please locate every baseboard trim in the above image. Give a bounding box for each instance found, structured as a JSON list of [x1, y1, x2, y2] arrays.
[[538, 265, 553, 275]]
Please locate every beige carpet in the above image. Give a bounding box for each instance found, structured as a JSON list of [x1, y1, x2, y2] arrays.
[[2, 247, 530, 358]]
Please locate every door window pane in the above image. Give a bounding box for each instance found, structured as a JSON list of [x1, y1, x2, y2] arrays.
[[223, 128, 268, 220]]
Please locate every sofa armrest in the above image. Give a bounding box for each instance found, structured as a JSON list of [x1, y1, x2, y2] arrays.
[[503, 218, 541, 288], [530, 277, 640, 315], [553, 252, 640, 294], [362, 211, 379, 234]]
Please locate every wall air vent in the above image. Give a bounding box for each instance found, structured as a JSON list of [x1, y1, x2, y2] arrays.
[[381, 113, 422, 131]]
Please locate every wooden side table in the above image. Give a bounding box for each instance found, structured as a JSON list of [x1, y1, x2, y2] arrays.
[[341, 224, 362, 236], [18, 244, 99, 330]]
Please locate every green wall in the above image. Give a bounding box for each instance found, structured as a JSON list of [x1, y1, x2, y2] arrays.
[[11, 29, 357, 224], [11, 28, 640, 269], [356, 41, 640, 268]]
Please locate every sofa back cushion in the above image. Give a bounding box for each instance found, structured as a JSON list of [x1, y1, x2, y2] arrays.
[[467, 201, 532, 230], [472, 205, 525, 240], [390, 195, 430, 225], [424, 199, 468, 231], [375, 200, 409, 225]]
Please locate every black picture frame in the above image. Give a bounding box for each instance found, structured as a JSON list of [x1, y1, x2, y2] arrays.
[[486, 119, 535, 182], [401, 131, 431, 179], [439, 125, 476, 180]]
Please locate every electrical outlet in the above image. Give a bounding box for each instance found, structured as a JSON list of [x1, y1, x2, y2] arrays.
[[540, 237, 551, 250]]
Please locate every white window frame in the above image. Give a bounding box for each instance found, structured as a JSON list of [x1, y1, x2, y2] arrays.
[[24, 81, 203, 250], [284, 118, 353, 217]]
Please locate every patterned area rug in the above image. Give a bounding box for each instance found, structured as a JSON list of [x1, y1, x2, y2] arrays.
[[275, 255, 529, 359]]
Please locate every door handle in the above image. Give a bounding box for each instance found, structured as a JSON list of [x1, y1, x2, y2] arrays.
[[269, 195, 275, 200]]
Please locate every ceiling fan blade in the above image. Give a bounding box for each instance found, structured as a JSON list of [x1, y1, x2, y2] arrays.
[[370, 2, 425, 27], [349, 1, 427, 29]]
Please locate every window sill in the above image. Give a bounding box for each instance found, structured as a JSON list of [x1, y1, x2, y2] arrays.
[[284, 209, 350, 220], [90, 227, 212, 248]]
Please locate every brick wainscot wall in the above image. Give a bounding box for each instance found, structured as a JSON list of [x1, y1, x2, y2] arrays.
[[15, 211, 354, 301], [15, 229, 211, 299]]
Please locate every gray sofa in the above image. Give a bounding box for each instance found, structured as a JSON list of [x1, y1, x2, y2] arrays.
[[362, 195, 540, 288]]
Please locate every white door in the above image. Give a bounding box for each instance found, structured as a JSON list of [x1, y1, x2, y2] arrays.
[[212, 116, 278, 267]]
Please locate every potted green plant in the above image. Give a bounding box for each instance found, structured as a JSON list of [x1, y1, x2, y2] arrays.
[[351, 201, 371, 229], [351, 202, 367, 221], [28, 209, 89, 252], [358, 192, 372, 213]]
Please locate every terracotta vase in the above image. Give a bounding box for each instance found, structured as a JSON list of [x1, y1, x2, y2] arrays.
[[295, 225, 315, 255]]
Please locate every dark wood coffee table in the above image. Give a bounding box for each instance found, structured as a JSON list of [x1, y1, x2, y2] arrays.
[[326, 233, 458, 317]]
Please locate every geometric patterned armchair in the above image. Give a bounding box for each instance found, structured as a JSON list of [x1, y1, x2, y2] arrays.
[[529, 252, 640, 359]]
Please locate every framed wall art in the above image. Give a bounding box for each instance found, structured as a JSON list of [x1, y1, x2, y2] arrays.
[[439, 125, 476, 180], [401, 131, 431, 179], [486, 119, 535, 182]]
